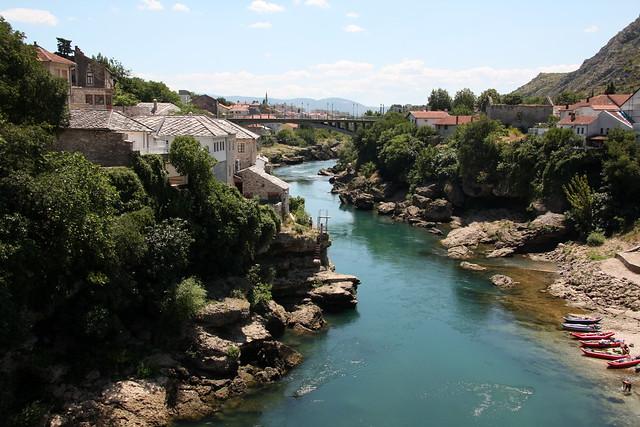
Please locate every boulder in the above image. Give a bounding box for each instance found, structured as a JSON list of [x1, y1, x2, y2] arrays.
[[353, 192, 375, 210], [309, 281, 357, 310], [288, 303, 326, 331], [444, 181, 465, 207], [405, 205, 422, 219], [190, 326, 238, 375], [196, 298, 250, 328], [318, 168, 334, 176], [460, 262, 487, 271], [411, 194, 432, 209], [441, 223, 487, 248], [255, 341, 303, 372], [255, 300, 288, 338], [490, 274, 517, 289], [100, 380, 170, 426], [486, 247, 515, 258], [415, 184, 439, 198], [422, 198, 453, 222], [377, 202, 396, 215], [448, 245, 473, 259]]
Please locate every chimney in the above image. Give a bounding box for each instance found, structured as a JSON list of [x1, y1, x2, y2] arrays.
[[152, 98, 158, 114]]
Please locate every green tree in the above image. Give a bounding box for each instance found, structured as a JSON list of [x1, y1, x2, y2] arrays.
[[555, 91, 583, 105], [452, 88, 476, 115], [0, 19, 69, 126], [563, 174, 596, 236], [502, 93, 523, 105], [55, 37, 72, 58], [477, 89, 501, 112], [604, 81, 616, 95], [428, 88, 452, 111], [454, 117, 504, 188], [602, 129, 640, 221]]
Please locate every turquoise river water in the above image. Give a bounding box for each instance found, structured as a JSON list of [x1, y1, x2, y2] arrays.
[[185, 160, 639, 427]]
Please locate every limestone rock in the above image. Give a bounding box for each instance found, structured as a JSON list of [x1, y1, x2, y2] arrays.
[[444, 181, 465, 207], [460, 262, 487, 271], [414, 184, 439, 198], [288, 303, 326, 331], [196, 298, 250, 328], [448, 245, 474, 259], [353, 192, 375, 210], [190, 326, 238, 375], [100, 380, 170, 426], [422, 198, 453, 222], [309, 281, 357, 310], [490, 274, 517, 289], [377, 202, 397, 215], [255, 300, 288, 338], [405, 205, 422, 219], [411, 194, 432, 209], [486, 247, 515, 258]]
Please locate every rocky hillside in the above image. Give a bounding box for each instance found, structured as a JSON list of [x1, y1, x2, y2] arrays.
[[514, 16, 640, 98]]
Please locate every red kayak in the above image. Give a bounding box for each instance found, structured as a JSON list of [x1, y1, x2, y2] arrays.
[[581, 347, 629, 360], [580, 339, 623, 348], [607, 357, 640, 369], [570, 331, 615, 340]]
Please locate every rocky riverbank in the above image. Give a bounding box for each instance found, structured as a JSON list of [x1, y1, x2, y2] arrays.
[[261, 141, 341, 167], [45, 227, 360, 427]]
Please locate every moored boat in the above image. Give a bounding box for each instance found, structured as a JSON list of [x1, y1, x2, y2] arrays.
[[570, 331, 615, 340], [581, 347, 629, 360], [580, 339, 623, 348], [607, 357, 640, 369], [563, 314, 603, 324], [562, 323, 601, 332]]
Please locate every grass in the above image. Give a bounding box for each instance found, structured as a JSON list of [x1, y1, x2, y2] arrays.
[[587, 250, 610, 261]]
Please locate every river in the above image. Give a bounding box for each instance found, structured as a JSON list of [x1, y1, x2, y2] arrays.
[[188, 160, 638, 427]]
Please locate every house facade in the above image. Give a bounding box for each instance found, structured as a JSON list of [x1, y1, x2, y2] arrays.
[[558, 110, 633, 144], [407, 110, 450, 128], [235, 166, 290, 217], [34, 45, 75, 103], [434, 115, 474, 138], [69, 47, 114, 110]]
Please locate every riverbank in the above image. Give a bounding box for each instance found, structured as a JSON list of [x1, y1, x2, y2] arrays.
[[46, 226, 360, 426], [259, 140, 341, 167]]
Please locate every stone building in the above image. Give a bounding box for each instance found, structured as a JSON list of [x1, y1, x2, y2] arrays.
[[235, 166, 290, 217], [191, 95, 231, 118], [486, 104, 554, 130], [69, 47, 114, 110]]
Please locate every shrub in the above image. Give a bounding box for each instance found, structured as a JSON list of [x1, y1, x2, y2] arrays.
[[290, 196, 311, 226], [173, 277, 207, 321], [586, 232, 606, 247], [226, 345, 240, 359], [359, 161, 377, 178], [250, 283, 272, 307]]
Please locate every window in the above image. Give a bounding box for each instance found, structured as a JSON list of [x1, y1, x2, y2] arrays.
[[239, 142, 245, 153], [86, 71, 94, 86], [85, 94, 94, 105], [95, 95, 105, 105], [221, 140, 225, 151], [600, 128, 604, 134], [105, 95, 112, 106]]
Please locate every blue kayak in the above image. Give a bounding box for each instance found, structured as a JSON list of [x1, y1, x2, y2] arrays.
[[562, 323, 601, 332]]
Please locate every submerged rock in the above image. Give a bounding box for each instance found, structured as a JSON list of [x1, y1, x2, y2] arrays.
[[490, 274, 517, 289], [460, 262, 487, 271]]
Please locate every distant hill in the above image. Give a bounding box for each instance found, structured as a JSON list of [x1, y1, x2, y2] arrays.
[[212, 95, 376, 114], [514, 16, 640, 98]]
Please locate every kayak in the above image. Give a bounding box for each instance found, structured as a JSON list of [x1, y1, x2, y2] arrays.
[[607, 357, 640, 369], [562, 323, 601, 332], [563, 314, 603, 324], [580, 339, 623, 348], [570, 331, 615, 340], [581, 347, 629, 360]]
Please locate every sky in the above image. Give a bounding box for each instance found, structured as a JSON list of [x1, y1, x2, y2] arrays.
[[1, 1, 638, 105]]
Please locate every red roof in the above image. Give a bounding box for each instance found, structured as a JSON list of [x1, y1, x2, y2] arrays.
[[558, 115, 598, 125], [35, 46, 75, 66], [435, 115, 474, 126], [409, 110, 450, 119], [563, 94, 632, 111]]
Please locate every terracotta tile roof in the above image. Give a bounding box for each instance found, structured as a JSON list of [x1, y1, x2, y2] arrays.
[[557, 115, 598, 125], [608, 94, 632, 106], [564, 94, 632, 111], [435, 115, 474, 126], [409, 110, 450, 119], [587, 104, 623, 111], [35, 46, 75, 66], [68, 110, 153, 132]]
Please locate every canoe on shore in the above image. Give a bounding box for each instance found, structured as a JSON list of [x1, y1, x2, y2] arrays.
[[570, 331, 615, 340], [607, 357, 640, 369], [563, 314, 603, 324], [580, 339, 623, 348], [562, 323, 601, 332], [581, 347, 629, 360]]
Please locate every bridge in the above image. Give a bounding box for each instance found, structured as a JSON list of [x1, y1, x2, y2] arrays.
[[228, 117, 378, 135]]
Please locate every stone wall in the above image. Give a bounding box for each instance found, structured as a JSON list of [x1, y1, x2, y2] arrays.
[[55, 129, 133, 166], [486, 104, 553, 130]]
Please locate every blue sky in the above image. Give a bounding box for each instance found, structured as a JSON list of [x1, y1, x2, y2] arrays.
[[1, 1, 637, 105]]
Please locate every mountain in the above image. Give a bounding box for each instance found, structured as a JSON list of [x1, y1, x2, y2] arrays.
[[514, 16, 640, 98], [212, 95, 377, 114]]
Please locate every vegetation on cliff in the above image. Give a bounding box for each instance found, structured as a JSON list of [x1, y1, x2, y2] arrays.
[[0, 19, 281, 424]]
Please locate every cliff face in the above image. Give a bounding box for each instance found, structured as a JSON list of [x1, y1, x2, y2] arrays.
[[515, 16, 640, 97]]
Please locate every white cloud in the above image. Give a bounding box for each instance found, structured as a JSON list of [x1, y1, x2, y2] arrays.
[[344, 24, 364, 33], [0, 8, 58, 26], [346, 11, 359, 18], [172, 3, 190, 12], [249, 21, 272, 29], [249, 1, 285, 13], [138, 0, 164, 11], [150, 60, 580, 105], [584, 24, 599, 33], [305, 0, 329, 7]]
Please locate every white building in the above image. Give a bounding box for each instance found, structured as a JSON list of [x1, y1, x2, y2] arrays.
[[558, 110, 633, 145], [407, 110, 450, 128]]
